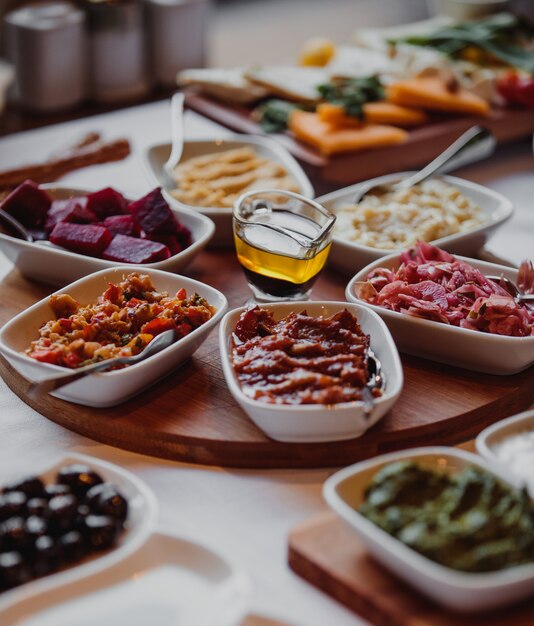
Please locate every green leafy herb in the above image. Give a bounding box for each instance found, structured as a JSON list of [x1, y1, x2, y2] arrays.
[[254, 99, 302, 133], [317, 75, 385, 118], [394, 13, 534, 73]]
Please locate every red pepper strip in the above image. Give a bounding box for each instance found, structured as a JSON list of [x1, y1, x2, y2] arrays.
[[30, 349, 63, 365], [141, 317, 177, 336]]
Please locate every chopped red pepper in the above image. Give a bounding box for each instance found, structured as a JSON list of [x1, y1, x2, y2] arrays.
[[64, 352, 83, 368], [127, 297, 142, 308], [103, 283, 121, 304], [30, 349, 63, 365], [83, 324, 98, 340], [176, 288, 187, 300], [141, 317, 176, 336], [175, 321, 193, 338]]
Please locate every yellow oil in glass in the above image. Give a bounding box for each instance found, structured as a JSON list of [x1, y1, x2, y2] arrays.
[[234, 210, 331, 299]]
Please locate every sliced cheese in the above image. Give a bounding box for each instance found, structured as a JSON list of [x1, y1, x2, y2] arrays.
[[289, 110, 408, 156], [244, 66, 328, 103], [317, 102, 427, 128], [177, 68, 268, 105], [387, 76, 490, 116], [363, 101, 428, 126]]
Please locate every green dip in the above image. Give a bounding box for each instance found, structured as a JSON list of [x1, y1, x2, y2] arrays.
[[359, 461, 534, 573]]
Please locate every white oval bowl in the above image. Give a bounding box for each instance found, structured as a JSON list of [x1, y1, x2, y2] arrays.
[[143, 134, 315, 246], [0, 529, 250, 626], [476, 409, 534, 495], [0, 185, 215, 287], [219, 301, 403, 443], [0, 452, 157, 613], [346, 253, 534, 374], [324, 446, 534, 612], [317, 172, 514, 276], [0, 266, 227, 407]]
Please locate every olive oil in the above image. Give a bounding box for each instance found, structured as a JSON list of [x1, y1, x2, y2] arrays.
[[234, 209, 331, 299]]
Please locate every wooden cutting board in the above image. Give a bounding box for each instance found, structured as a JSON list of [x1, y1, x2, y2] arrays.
[[1, 249, 533, 469], [288, 513, 534, 626], [184, 90, 534, 192]]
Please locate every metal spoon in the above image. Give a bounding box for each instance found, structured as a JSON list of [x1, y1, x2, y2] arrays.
[[28, 329, 178, 395], [486, 275, 534, 304], [352, 125, 495, 204], [361, 349, 385, 419], [0, 208, 34, 242], [163, 92, 185, 179]]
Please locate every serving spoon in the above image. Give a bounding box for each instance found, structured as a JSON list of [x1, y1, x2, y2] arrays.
[[361, 349, 384, 418], [486, 275, 534, 304], [352, 125, 495, 204], [0, 208, 33, 242], [28, 329, 178, 396], [163, 92, 186, 180]]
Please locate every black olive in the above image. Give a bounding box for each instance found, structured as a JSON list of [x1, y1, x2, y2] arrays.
[[33, 535, 62, 577], [0, 551, 31, 590], [57, 465, 103, 497], [59, 531, 87, 562], [81, 515, 119, 551], [86, 484, 128, 524], [27, 497, 50, 519], [44, 483, 71, 499], [0, 491, 27, 519], [24, 516, 48, 544], [0, 517, 31, 552], [3, 477, 45, 498], [48, 495, 78, 533]]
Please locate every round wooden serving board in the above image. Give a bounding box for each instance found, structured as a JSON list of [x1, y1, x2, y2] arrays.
[[1, 250, 533, 469]]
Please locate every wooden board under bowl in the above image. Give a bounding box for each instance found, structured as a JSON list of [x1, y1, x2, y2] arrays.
[[288, 513, 534, 626], [184, 89, 534, 191], [0, 249, 533, 469]]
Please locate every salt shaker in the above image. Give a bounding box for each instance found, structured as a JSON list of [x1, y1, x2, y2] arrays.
[[145, 0, 211, 87], [83, 0, 150, 102], [4, 1, 87, 112]]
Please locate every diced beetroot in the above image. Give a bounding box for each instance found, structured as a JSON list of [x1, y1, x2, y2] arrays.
[[45, 198, 97, 234], [103, 214, 141, 237], [86, 187, 128, 218], [174, 219, 192, 249], [145, 233, 182, 255], [103, 234, 171, 263], [128, 188, 175, 235], [49, 222, 112, 256], [0, 180, 51, 228]]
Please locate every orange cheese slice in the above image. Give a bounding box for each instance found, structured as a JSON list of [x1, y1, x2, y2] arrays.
[[363, 101, 428, 127], [386, 77, 490, 116], [317, 102, 427, 128], [289, 110, 408, 156]]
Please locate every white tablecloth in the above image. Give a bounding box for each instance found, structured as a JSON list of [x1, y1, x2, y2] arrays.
[[0, 102, 532, 626]]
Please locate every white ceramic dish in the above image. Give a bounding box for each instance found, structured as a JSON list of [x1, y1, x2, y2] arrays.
[[0, 185, 215, 286], [324, 446, 534, 612], [317, 172, 514, 276], [0, 528, 250, 626], [143, 134, 315, 246], [0, 452, 157, 613], [0, 266, 227, 407], [476, 409, 534, 495], [219, 301, 403, 443], [346, 253, 534, 374]]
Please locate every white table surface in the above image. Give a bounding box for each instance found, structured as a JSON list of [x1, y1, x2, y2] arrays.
[[0, 101, 532, 626]]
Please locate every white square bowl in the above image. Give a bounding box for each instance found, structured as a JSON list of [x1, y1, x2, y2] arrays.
[[0, 452, 157, 612], [476, 409, 534, 495], [316, 172, 514, 275], [0, 185, 215, 286], [346, 253, 534, 374], [0, 266, 227, 407], [219, 301, 403, 443], [143, 134, 315, 246], [323, 446, 534, 612]]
